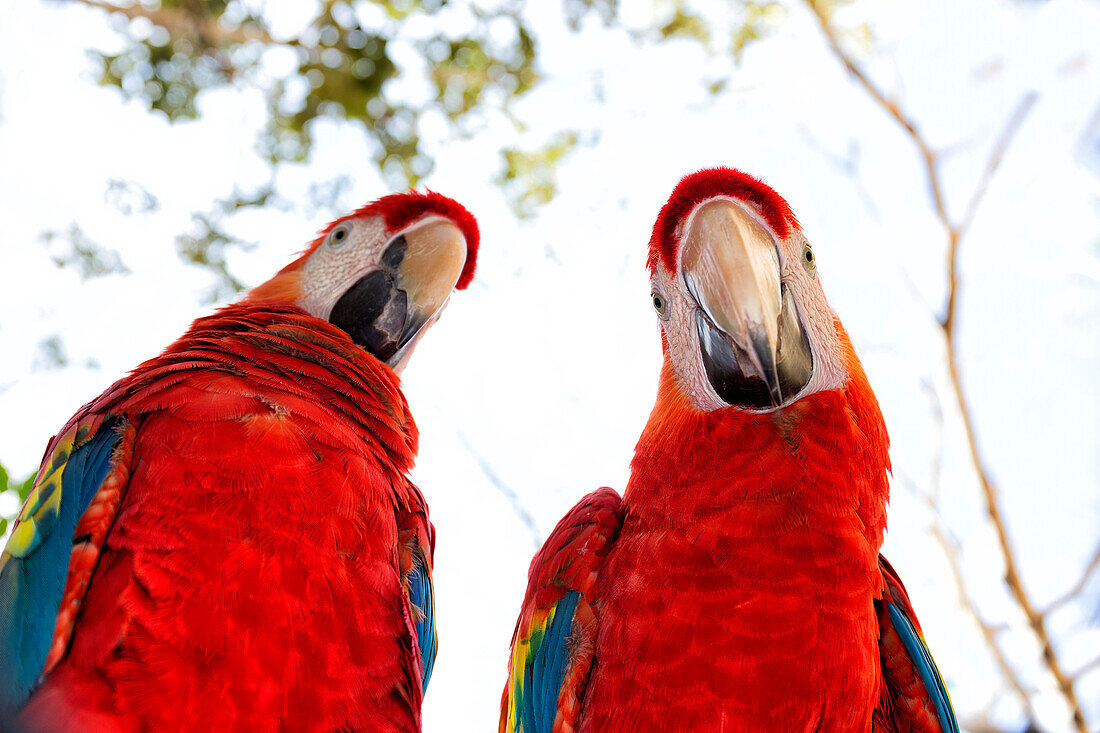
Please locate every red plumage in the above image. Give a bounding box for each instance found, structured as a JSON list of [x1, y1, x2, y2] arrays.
[[6, 190, 475, 731], [648, 167, 799, 273], [581, 341, 891, 731], [501, 169, 954, 733], [23, 306, 431, 731]]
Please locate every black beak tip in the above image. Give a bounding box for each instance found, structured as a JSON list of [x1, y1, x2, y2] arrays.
[[748, 327, 783, 407], [696, 311, 774, 410]]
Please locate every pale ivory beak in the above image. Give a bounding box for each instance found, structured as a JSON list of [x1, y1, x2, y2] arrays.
[[681, 199, 784, 406]]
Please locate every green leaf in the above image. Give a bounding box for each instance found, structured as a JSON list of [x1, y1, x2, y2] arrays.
[[19, 473, 37, 503], [0, 459, 36, 538], [732, 2, 786, 62], [496, 131, 581, 219]]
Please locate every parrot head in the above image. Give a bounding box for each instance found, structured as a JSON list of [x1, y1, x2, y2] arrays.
[[647, 167, 850, 412], [247, 190, 478, 372]]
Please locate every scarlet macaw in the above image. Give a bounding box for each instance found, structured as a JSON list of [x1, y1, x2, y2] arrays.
[[0, 190, 479, 731], [501, 168, 957, 732]]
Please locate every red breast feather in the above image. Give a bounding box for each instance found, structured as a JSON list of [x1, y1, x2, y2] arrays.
[[22, 304, 429, 732], [581, 334, 890, 732]]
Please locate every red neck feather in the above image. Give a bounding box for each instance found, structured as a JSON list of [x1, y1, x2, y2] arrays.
[[625, 321, 889, 549], [69, 303, 419, 474]]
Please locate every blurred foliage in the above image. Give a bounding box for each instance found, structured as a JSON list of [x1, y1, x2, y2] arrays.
[[0, 462, 37, 539], [658, 4, 710, 45], [105, 178, 160, 216], [32, 336, 70, 372], [89, 0, 539, 184], [429, 28, 537, 121], [496, 131, 580, 219], [732, 2, 786, 60], [569, 0, 785, 58], [305, 175, 355, 219], [562, 0, 619, 30], [81, 0, 786, 192], [804, 0, 873, 51], [52, 0, 789, 304], [176, 185, 283, 303], [76, 0, 552, 294], [41, 224, 131, 279]]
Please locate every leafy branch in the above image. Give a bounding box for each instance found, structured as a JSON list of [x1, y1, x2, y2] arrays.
[[65, 0, 541, 184], [0, 463, 37, 538]]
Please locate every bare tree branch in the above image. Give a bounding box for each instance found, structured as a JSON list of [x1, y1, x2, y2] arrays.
[[62, 0, 297, 48], [943, 92, 1037, 331], [924, 517, 1038, 720], [806, 3, 952, 229], [897, 468, 1034, 713], [1042, 542, 1100, 617], [896, 382, 1036, 716], [805, 3, 1087, 730], [957, 92, 1039, 239], [1073, 654, 1100, 682]]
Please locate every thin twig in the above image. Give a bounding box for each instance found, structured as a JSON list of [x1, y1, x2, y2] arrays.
[[938, 125, 1089, 732], [1073, 654, 1100, 681], [925, 518, 1038, 719], [898, 473, 1036, 719], [957, 92, 1039, 238], [456, 433, 543, 550], [805, 4, 1088, 730], [896, 384, 1035, 713], [1042, 542, 1100, 617], [943, 92, 1037, 330], [807, 4, 952, 229]]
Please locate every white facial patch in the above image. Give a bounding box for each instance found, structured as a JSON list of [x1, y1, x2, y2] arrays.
[[779, 229, 847, 398], [297, 215, 389, 321]]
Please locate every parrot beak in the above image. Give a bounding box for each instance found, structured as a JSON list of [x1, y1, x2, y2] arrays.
[[328, 219, 467, 368], [681, 199, 812, 409]]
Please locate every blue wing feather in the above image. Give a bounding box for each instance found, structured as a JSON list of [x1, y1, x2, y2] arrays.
[[503, 488, 623, 733], [0, 422, 119, 711], [407, 550, 437, 693], [519, 590, 579, 733], [886, 600, 960, 733]]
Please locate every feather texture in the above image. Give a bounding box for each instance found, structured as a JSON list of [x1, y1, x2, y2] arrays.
[[502, 166, 958, 731], [648, 167, 799, 273], [875, 557, 958, 733], [501, 488, 623, 733], [1, 420, 119, 711], [3, 304, 437, 732]]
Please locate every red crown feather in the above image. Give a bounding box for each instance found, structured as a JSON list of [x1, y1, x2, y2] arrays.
[[648, 167, 798, 273]]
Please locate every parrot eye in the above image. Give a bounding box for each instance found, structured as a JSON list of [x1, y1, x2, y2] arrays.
[[802, 243, 816, 271], [327, 224, 351, 248], [652, 291, 670, 320]]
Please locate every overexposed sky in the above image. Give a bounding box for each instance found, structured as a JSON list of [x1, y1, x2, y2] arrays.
[[1, 1, 1098, 731]]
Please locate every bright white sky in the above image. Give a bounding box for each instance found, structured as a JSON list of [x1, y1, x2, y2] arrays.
[[1, 1, 1098, 731]]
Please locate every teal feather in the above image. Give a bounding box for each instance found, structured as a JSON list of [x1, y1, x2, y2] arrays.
[[0, 422, 118, 712]]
